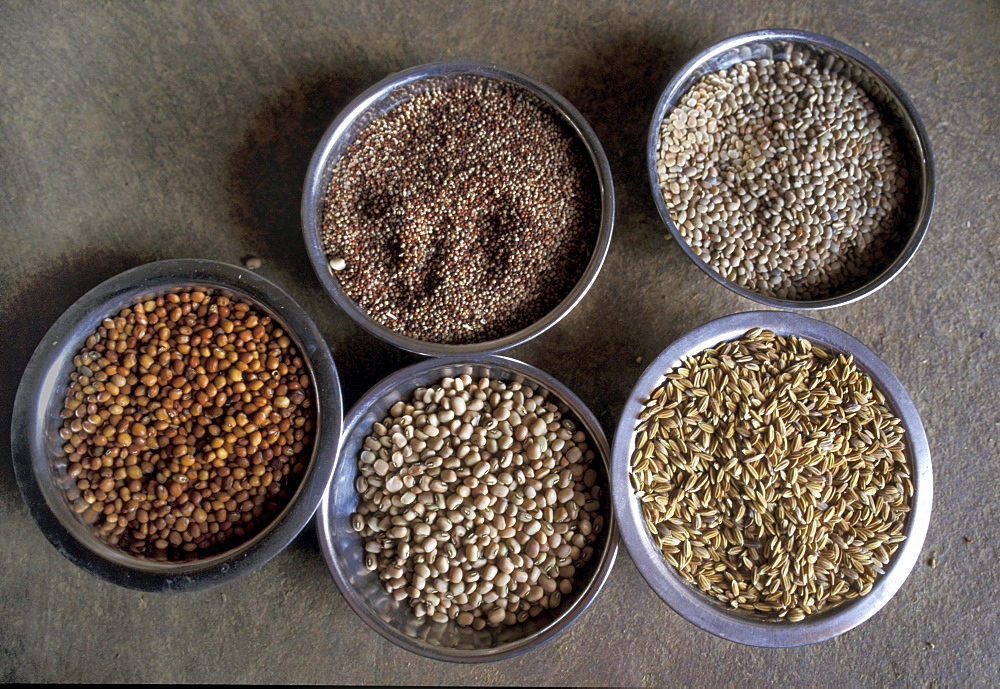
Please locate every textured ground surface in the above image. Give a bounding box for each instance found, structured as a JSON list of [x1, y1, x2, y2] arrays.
[[1, 1, 997, 685]]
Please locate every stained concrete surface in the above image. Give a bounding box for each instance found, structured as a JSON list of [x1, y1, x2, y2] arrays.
[[1, 0, 997, 685]]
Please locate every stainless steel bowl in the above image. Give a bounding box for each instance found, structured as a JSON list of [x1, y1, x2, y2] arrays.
[[11, 259, 342, 592], [302, 61, 615, 355], [647, 29, 935, 309], [317, 355, 618, 661], [611, 311, 932, 647]]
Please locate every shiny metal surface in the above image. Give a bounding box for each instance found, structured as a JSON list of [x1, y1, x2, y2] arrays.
[[611, 311, 932, 647], [646, 29, 935, 309], [10, 259, 343, 592], [302, 61, 615, 356], [317, 355, 619, 661]]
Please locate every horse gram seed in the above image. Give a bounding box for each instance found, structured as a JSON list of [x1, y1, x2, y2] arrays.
[[656, 49, 914, 301]]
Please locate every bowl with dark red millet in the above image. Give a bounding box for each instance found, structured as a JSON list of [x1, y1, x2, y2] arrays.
[[302, 61, 614, 355], [11, 259, 342, 592]]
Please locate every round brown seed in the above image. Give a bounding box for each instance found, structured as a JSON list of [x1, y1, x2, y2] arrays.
[[54, 290, 316, 562]]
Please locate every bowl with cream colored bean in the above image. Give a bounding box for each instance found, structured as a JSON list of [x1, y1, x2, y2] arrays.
[[317, 355, 618, 662]]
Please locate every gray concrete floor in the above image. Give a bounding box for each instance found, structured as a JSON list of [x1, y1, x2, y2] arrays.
[[1, 0, 997, 684]]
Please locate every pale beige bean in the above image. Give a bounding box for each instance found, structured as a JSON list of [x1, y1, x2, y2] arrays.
[[353, 375, 602, 629]]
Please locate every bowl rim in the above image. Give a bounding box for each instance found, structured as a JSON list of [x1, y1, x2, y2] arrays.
[[646, 28, 936, 310], [316, 353, 619, 662], [610, 311, 933, 647], [10, 258, 343, 592], [301, 60, 615, 356]]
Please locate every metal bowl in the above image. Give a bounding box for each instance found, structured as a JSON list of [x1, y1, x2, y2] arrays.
[[302, 61, 614, 355], [611, 311, 932, 647], [10, 259, 342, 592], [647, 29, 935, 309], [317, 355, 618, 661]]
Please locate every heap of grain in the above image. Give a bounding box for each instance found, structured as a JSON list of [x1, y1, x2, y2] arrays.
[[655, 50, 913, 301], [630, 328, 912, 621], [322, 76, 601, 344]]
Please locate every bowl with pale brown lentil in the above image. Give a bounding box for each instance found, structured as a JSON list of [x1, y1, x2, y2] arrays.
[[611, 311, 932, 646], [317, 355, 618, 661], [302, 61, 614, 355], [648, 30, 934, 308], [11, 259, 342, 591]]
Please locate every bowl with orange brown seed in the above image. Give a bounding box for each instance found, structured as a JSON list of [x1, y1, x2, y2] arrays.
[[11, 259, 341, 591]]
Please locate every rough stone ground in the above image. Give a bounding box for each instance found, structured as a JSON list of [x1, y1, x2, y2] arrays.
[[1, 1, 996, 684]]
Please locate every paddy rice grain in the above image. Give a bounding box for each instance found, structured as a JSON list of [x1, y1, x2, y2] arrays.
[[630, 328, 911, 621]]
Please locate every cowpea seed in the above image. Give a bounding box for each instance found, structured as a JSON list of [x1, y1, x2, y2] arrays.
[[351, 514, 365, 532], [353, 376, 602, 627]]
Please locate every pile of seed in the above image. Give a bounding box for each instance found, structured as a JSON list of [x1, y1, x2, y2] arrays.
[[56, 290, 315, 561], [630, 328, 912, 622], [321, 76, 601, 344], [655, 50, 912, 300], [351, 374, 603, 628]]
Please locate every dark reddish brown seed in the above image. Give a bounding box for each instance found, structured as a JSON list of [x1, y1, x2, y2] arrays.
[[320, 76, 601, 345]]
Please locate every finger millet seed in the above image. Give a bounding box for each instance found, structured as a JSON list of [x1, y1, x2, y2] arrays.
[[56, 290, 315, 561], [352, 374, 604, 628], [631, 329, 912, 622], [656, 50, 914, 300], [321, 76, 601, 345]]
